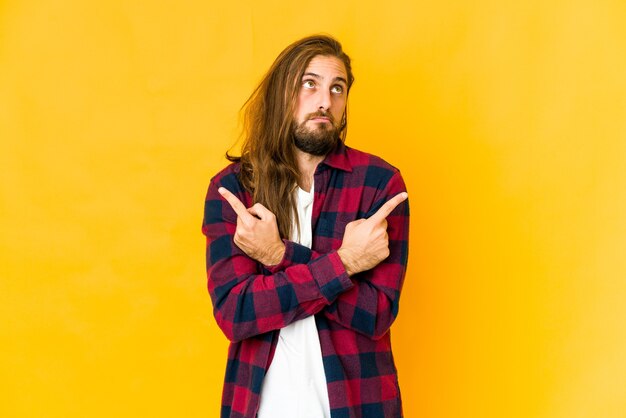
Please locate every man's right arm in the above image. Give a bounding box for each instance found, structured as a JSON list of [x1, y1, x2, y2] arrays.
[[202, 174, 353, 342], [249, 171, 411, 341]]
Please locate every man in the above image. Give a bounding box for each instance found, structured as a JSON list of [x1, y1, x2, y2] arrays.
[[202, 35, 409, 418]]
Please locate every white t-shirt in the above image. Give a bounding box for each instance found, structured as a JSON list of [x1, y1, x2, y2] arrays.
[[257, 184, 331, 418]]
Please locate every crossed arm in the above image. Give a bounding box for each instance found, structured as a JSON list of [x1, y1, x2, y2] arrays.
[[203, 174, 409, 341], [217, 186, 407, 276]]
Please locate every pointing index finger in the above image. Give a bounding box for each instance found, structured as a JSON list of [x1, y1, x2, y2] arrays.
[[369, 192, 408, 222], [218, 187, 255, 222]]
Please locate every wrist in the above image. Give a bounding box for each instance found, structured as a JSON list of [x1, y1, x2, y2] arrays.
[[263, 241, 286, 266], [337, 248, 358, 276]]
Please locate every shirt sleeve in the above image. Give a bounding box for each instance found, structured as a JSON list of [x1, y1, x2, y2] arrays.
[[253, 170, 411, 341], [322, 170, 410, 340], [202, 173, 354, 343]]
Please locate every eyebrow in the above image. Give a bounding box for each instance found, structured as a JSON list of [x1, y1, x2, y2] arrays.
[[303, 72, 348, 85]]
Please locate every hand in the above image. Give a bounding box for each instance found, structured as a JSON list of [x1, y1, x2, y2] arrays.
[[218, 187, 286, 266], [338, 192, 408, 276]]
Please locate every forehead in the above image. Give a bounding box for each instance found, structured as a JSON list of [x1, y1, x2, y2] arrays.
[[303, 55, 347, 81]]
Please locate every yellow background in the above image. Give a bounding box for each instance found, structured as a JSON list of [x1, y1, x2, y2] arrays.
[[2, 1, 625, 417]]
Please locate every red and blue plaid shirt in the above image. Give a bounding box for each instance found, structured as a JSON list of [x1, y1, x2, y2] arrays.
[[202, 142, 410, 418]]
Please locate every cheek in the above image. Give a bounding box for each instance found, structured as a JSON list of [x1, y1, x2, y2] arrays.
[[294, 96, 309, 121], [333, 103, 346, 122]]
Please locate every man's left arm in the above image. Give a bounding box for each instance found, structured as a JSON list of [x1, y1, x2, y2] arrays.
[[223, 170, 410, 341], [323, 170, 410, 340]]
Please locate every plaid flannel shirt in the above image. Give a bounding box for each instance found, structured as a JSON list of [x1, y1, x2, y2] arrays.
[[202, 142, 410, 418]]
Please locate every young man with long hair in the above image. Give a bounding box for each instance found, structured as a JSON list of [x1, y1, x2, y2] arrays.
[[202, 34, 409, 418]]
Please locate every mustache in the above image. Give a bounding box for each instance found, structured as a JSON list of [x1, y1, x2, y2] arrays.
[[306, 111, 335, 123]]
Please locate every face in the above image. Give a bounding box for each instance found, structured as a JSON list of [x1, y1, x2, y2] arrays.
[[292, 55, 348, 156]]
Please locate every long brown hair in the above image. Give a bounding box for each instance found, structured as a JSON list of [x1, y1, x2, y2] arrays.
[[227, 35, 355, 239]]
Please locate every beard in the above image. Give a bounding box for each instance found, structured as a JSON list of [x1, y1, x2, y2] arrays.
[[292, 112, 340, 156]]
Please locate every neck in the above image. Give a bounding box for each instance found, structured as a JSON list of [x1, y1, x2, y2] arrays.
[[295, 148, 324, 192]]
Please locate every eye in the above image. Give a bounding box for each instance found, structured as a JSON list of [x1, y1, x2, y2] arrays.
[[331, 85, 344, 94], [302, 80, 315, 89]]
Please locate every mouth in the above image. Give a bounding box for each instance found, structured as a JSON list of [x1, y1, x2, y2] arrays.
[[309, 117, 331, 123], [308, 113, 333, 123]]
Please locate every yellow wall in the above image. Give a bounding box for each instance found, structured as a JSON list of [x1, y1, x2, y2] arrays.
[[2, 1, 625, 417]]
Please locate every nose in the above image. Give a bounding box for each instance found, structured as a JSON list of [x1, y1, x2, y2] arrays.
[[317, 89, 332, 112]]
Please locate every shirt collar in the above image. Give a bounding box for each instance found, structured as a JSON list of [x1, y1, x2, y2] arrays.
[[319, 141, 353, 172]]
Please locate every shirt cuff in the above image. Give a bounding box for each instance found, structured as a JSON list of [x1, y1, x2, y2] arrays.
[[263, 239, 313, 273], [308, 250, 353, 303]]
